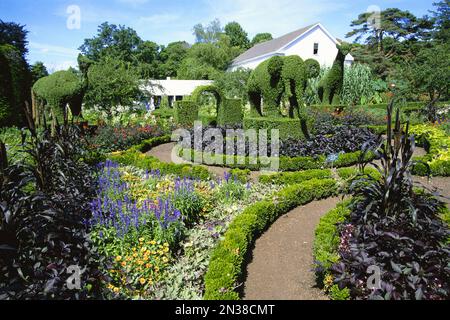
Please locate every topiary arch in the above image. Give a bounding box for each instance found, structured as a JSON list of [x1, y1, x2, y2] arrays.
[[191, 84, 224, 114]]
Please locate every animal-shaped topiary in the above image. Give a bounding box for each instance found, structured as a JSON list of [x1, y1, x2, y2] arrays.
[[317, 43, 352, 105], [32, 54, 92, 125], [247, 55, 312, 119], [304, 58, 321, 79]]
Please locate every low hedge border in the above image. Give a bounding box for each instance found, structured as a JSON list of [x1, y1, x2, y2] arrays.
[[108, 135, 212, 180], [203, 178, 339, 300], [179, 148, 375, 172], [258, 167, 381, 186], [313, 200, 352, 300]]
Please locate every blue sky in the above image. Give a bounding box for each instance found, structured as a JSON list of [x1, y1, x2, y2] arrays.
[[0, 0, 436, 72]]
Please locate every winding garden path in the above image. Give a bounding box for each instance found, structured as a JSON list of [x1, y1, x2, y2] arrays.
[[147, 142, 450, 300], [243, 197, 341, 300], [146, 142, 262, 181]]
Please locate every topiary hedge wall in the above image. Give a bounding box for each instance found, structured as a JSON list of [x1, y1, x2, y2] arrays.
[[243, 117, 305, 140], [217, 98, 243, 127], [174, 100, 199, 127]]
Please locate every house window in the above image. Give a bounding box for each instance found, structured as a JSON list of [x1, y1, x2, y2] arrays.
[[313, 43, 319, 55]]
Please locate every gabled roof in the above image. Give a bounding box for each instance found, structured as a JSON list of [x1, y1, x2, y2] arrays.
[[232, 22, 338, 66]]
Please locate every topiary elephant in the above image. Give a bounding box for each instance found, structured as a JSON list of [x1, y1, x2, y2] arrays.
[[32, 54, 92, 125], [247, 55, 314, 119], [318, 43, 352, 105]]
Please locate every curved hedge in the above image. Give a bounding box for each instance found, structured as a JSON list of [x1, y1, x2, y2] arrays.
[[313, 201, 352, 300], [203, 178, 339, 300], [179, 147, 375, 172]]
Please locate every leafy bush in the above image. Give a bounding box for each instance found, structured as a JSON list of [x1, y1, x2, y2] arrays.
[[329, 103, 450, 300], [243, 117, 306, 140], [87, 124, 164, 153], [0, 123, 103, 299], [175, 100, 199, 127]]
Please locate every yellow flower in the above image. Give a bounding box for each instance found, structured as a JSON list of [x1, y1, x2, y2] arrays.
[[139, 278, 146, 285], [164, 242, 169, 247], [163, 247, 169, 253], [113, 287, 120, 294], [115, 256, 122, 262], [162, 257, 169, 263], [145, 263, 152, 268], [139, 237, 145, 242], [121, 261, 127, 267], [150, 240, 156, 245], [133, 253, 138, 258]]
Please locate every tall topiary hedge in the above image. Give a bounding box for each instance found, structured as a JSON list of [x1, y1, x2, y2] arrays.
[[218, 98, 243, 127], [243, 117, 305, 140], [32, 70, 85, 124], [174, 100, 199, 127]]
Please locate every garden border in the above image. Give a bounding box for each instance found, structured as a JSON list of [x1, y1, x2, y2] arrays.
[[179, 147, 375, 172]]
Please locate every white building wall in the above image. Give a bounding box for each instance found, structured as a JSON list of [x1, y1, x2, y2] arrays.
[[281, 26, 338, 68]]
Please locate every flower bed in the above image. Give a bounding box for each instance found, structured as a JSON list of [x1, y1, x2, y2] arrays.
[[88, 160, 280, 299]]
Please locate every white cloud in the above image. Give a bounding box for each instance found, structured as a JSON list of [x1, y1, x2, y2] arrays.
[[29, 42, 80, 58], [202, 0, 347, 38], [45, 60, 78, 73]]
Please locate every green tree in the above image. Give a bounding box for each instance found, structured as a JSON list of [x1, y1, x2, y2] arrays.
[[30, 61, 48, 84], [193, 19, 223, 43], [79, 22, 143, 63], [85, 57, 141, 116], [224, 22, 250, 49], [250, 33, 273, 46], [158, 41, 190, 78], [214, 68, 251, 101], [431, 0, 450, 42], [178, 35, 239, 80], [0, 21, 30, 126], [411, 43, 449, 101], [346, 8, 423, 53], [0, 20, 28, 57]]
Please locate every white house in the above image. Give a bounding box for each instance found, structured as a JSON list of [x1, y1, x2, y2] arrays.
[[142, 78, 213, 110], [229, 23, 354, 71]]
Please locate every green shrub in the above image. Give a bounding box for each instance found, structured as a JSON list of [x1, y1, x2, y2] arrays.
[[203, 178, 338, 300], [329, 285, 350, 300], [259, 169, 332, 184], [174, 100, 199, 127], [243, 117, 306, 140], [152, 108, 174, 119], [218, 99, 243, 127], [305, 59, 320, 79], [313, 201, 351, 272], [181, 147, 375, 172]]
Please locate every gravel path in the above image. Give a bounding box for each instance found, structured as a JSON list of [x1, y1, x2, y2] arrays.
[[146, 142, 262, 181], [243, 197, 342, 300]]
